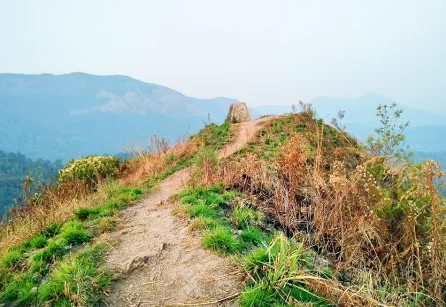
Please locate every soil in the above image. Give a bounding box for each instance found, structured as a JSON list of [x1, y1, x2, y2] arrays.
[[102, 118, 271, 307]]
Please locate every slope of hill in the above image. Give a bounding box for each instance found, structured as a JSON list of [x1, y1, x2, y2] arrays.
[[0, 73, 237, 162], [1, 110, 445, 306], [1, 107, 446, 305]]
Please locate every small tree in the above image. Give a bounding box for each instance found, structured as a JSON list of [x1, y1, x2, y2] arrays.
[[367, 103, 411, 159]]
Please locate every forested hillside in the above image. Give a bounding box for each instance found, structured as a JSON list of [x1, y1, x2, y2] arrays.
[[0, 150, 63, 216]]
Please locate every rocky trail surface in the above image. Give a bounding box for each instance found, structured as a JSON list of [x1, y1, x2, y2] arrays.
[[102, 118, 271, 307]]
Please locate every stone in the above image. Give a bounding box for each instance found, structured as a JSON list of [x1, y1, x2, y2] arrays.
[[226, 102, 251, 123]]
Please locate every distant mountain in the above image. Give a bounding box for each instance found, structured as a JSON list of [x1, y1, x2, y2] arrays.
[[251, 93, 446, 153], [0, 73, 237, 161]]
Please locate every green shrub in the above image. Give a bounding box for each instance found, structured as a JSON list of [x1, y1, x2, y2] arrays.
[[58, 155, 120, 187]]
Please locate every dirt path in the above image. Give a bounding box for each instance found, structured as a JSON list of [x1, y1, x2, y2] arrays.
[[102, 118, 270, 307]]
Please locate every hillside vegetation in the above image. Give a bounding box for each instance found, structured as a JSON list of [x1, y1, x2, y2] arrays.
[[0, 150, 62, 217], [0, 103, 445, 306]]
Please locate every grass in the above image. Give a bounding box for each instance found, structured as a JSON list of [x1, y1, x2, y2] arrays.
[[187, 202, 218, 218], [30, 235, 48, 249], [0, 180, 117, 256], [59, 220, 91, 245], [0, 249, 24, 270], [202, 225, 241, 254], [239, 227, 265, 246], [176, 184, 333, 306], [0, 182, 143, 306], [176, 185, 270, 254], [189, 216, 220, 231], [238, 233, 332, 306], [197, 121, 233, 151], [75, 186, 142, 220], [37, 243, 111, 306], [144, 155, 196, 190], [97, 216, 117, 233], [230, 206, 263, 229]]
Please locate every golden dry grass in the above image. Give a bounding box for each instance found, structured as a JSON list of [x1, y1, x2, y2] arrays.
[[0, 181, 112, 255]]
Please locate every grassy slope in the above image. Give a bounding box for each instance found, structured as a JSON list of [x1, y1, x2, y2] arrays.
[[2, 113, 444, 306], [0, 120, 235, 306]]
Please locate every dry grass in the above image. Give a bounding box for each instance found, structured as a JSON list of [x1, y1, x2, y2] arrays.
[[204, 108, 446, 305], [0, 181, 113, 255], [120, 136, 198, 186]]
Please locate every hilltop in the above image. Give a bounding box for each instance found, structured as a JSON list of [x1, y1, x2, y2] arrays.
[[0, 104, 445, 306], [0, 73, 237, 161]]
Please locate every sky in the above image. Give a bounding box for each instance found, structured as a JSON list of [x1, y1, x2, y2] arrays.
[[0, 0, 445, 110]]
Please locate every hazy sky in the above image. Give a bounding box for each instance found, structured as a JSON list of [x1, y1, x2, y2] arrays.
[[1, 0, 445, 110]]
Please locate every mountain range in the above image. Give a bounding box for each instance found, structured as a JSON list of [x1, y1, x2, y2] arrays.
[[0, 73, 237, 161], [1, 73, 445, 164]]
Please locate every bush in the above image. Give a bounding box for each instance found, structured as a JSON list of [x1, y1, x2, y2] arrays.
[[58, 155, 120, 188]]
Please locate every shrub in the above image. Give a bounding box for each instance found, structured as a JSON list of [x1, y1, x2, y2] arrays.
[[58, 155, 120, 188]]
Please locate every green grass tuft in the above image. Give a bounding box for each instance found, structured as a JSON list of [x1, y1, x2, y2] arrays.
[[230, 206, 263, 229], [189, 216, 221, 231], [42, 223, 62, 238], [30, 234, 48, 249], [32, 240, 67, 263], [238, 285, 285, 307], [37, 243, 111, 306], [187, 203, 218, 218], [202, 226, 241, 254], [0, 249, 24, 269], [240, 227, 265, 246], [59, 221, 91, 245]]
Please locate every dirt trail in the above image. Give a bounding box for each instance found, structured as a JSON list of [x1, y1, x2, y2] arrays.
[[103, 118, 270, 307]]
